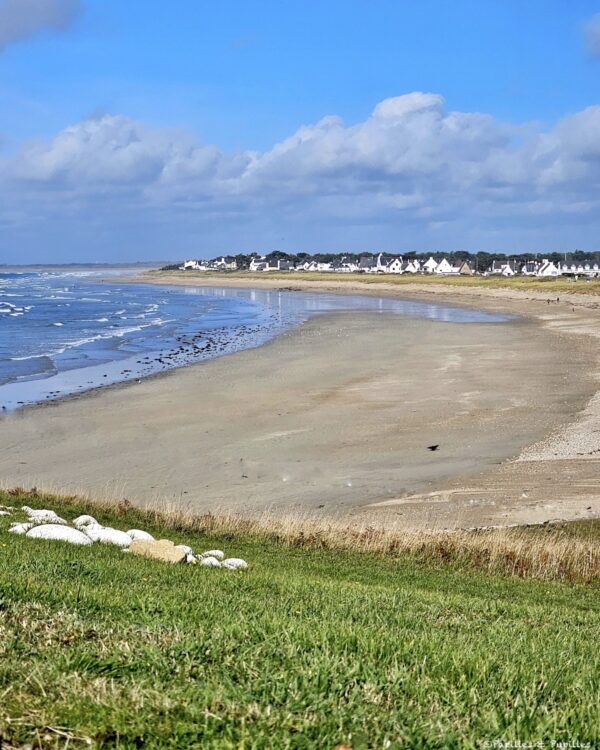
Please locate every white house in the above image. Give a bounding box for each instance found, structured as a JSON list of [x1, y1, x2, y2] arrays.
[[434, 258, 458, 275], [385, 258, 404, 274], [261, 258, 294, 271], [422, 257, 439, 273], [340, 257, 360, 272], [325, 258, 360, 272], [401, 259, 421, 274], [536, 259, 560, 278], [182, 259, 208, 271], [521, 261, 540, 276], [358, 255, 377, 272], [487, 260, 518, 276], [249, 255, 267, 271], [560, 262, 579, 275], [372, 253, 396, 273], [297, 260, 319, 272], [213, 256, 238, 270], [561, 262, 600, 277]]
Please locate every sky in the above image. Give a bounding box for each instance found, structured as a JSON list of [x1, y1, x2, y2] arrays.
[[1, 0, 600, 263]]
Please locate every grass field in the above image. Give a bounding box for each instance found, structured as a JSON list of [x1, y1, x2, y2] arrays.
[[1, 490, 599, 749], [153, 269, 600, 296]]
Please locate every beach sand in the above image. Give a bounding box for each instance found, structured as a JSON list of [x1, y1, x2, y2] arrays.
[[1, 274, 599, 529]]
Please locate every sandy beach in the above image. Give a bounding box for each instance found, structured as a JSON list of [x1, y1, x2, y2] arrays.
[[1, 273, 599, 529]]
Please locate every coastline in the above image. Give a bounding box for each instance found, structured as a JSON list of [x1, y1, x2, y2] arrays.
[[119, 269, 600, 313], [1, 272, 599, 529]]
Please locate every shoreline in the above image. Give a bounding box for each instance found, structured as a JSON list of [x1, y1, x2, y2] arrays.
[[0, 276, 509, 413], [1, 271, 599, 529], [100, 273, 600, 526], [119, 269, 600, 313]]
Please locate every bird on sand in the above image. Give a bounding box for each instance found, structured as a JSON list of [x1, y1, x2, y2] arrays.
[[427, 444, 440, 451]]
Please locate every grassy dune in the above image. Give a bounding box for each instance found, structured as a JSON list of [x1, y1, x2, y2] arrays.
[[1, 490, 599, 749], [150, 269, 600, 296]]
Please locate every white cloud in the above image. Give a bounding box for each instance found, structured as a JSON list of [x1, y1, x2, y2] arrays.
[[584, 13, 600, 57], [372, 92, 443, 121], [0, 0, 81, 52], [3, 93, 600, 259]]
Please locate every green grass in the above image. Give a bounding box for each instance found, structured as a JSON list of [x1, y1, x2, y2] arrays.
[[152, 269, 600, 296], [1, 491, 599, 749]]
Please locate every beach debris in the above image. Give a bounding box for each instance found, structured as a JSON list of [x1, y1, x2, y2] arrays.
[[8, 522, 34, 534], [427, 444, 440, 452], [198, 549, 225, 560], [26, 524, 93, 546], [73, 514, 98, 529], [129, 538, 187, 564], [127, 529, 155, 541], [221, 558, 249, 571], [2, 507, 248, 569], [84, 525, 132, 548], [22, 506, 67, 524]]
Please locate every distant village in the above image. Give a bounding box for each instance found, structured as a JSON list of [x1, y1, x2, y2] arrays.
[[172, 251, 600, 279]]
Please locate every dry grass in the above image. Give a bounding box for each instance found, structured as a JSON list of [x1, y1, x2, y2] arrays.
[[131, 506, 600, 583], [5, 486, 599, 583], [151, 269, 600, 296]]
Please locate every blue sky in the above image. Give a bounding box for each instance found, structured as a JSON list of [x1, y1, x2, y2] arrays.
[[1, 0, 600, 262]]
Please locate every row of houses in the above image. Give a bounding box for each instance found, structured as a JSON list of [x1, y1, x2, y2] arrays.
[[181, 254, 600, 278], [488, 258, 600, 277], [182, 257, 238, 271]]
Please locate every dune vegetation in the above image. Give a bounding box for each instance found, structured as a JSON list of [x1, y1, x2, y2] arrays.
[[0, 488, 599, 749], [148, 269, 600, 296]]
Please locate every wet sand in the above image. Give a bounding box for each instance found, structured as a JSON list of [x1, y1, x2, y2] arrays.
[[1, 276, 599, 529]]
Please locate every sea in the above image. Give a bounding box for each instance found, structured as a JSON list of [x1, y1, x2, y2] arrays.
[[0, 271, 509, 410]]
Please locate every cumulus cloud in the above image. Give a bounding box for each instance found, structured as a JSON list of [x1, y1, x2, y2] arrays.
[[0, 0, 81, 52], [2, 93, 600, 258], [584, 14, 600, 57]]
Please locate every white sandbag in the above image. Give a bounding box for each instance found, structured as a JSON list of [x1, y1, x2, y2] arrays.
[[221, 558, 248, 571], [73, 515, 98, 529], [198, 556, 221, 568], [127, 529, 155, 541], [8, 522, 34, 535], [22, 507, 67, 524], [26, 524, 92, 545], [84, 526, 131, 548], [198, 549, 225, 560]]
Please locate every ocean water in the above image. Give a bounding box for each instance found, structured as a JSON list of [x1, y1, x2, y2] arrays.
[[0, 271, 509, 410]]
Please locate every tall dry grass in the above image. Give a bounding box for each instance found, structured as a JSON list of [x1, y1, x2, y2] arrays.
[[150, 269, 600, 296], [5, 486, 599, 583]]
